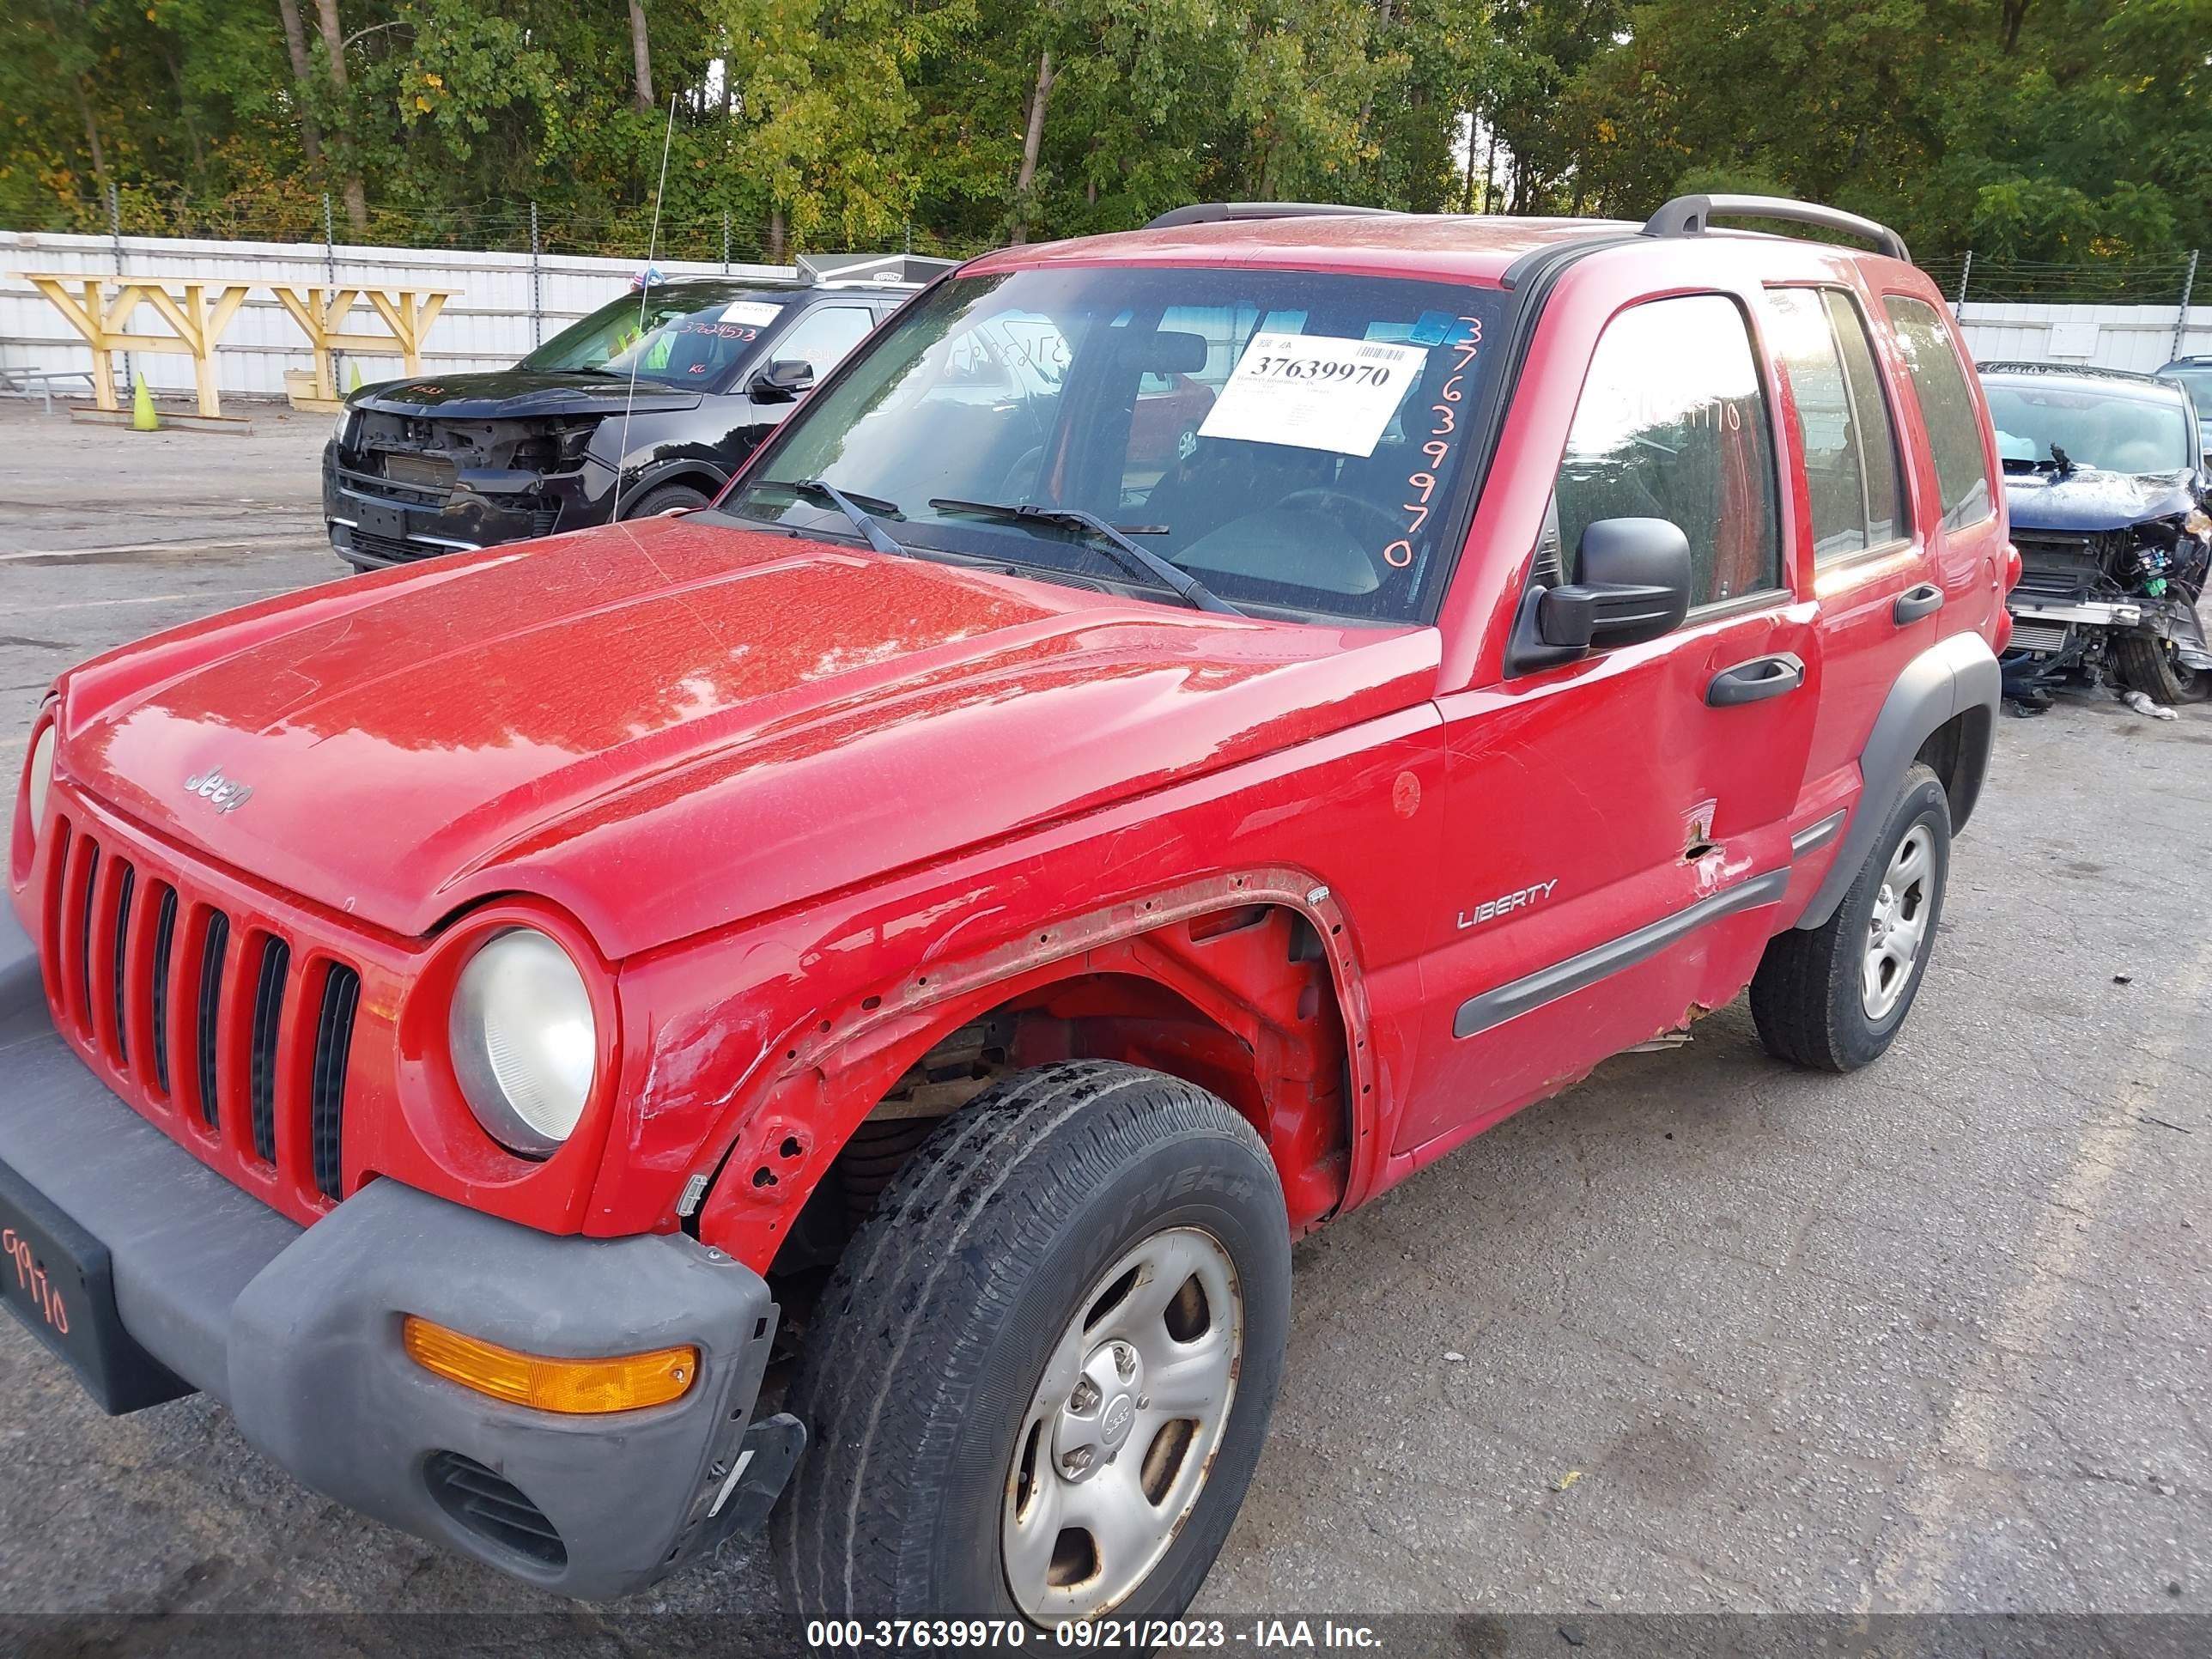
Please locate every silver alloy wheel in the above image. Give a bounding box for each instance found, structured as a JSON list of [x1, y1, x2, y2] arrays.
[[1000, 1225, 1243, 1621], [1862, 823, 1934, 1020]]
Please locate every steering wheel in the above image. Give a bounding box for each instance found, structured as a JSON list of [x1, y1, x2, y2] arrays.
[[1275, 488, 1414, 565]]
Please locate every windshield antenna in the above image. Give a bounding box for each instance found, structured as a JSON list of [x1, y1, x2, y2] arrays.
[[609, 92, 680, 526]]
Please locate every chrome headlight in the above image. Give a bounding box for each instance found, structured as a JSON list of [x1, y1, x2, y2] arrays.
[[447, 927, 598, 1156], [25, 720, 56, 845]]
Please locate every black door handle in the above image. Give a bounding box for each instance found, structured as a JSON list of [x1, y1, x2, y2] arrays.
[[1707, 653, 1806, 706], [1893, 582, 1943, 624]]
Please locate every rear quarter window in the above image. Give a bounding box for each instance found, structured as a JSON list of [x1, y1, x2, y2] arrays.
[[1881, 295, 1993, 530]]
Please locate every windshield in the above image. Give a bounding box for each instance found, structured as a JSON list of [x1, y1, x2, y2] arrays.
[[721, 266, 1504, 623], [518, 287, 794, 386], [1985, 380, 2194, 474]]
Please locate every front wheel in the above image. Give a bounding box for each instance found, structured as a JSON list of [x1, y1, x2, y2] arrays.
[[2114, 629, 2208, 704], [1750, 763, 1952, 1072], [776, 1060, 1290, 1626], [623, 481, 713, 520]]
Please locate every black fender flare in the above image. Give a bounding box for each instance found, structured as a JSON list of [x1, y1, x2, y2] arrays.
[[617, 457, 731, 517], [1797, 630, 1999, 930]]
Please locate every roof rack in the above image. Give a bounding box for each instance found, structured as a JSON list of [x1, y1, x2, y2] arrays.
[[1644, 193, 1911, 264], [1145, 202, 1403, 231], [1977, 361, 2167, 384]]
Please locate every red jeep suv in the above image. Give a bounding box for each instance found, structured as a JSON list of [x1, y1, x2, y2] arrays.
[[4, 194, 2008, 1629]]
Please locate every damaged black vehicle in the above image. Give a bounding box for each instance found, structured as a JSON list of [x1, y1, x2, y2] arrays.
[[1981, 362, 2212, 705], [321, 261, 949, 570]]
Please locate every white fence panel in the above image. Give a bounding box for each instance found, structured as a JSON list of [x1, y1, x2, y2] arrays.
[[1955, 301, 2212, 374], [11, 228, 2212, 404], [1, 230, 793, 400]]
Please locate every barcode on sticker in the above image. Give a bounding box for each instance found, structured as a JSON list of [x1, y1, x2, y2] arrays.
[[1357, 343, 1398, 360]]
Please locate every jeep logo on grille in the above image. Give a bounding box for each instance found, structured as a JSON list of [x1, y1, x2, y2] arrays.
[[183, 769, 253, 814]]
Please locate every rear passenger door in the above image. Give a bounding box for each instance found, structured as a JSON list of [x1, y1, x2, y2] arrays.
[[1762, 283, 1935, 853], [1404, 290, 1820, 1154], [1881, 295, 2006, 638], [1772, 285, 1997, 875]]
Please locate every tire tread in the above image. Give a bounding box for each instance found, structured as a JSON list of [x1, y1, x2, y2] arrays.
[[1750, 762, 1949, 1073], [776, 1060, 1282, 1624]]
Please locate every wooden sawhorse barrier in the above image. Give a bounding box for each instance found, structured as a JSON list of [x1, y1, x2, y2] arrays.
[[268, 285, 457, 404], [18, 275, 252, 417]]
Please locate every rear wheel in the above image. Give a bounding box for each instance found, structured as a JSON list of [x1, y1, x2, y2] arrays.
[[775, 1060, 1290, 1626], [2115, 630, 2207, 703], [1750, 763, 1951, 1072]]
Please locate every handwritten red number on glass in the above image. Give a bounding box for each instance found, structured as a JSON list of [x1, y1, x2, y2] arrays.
[[1392, 318, 1482, 578]]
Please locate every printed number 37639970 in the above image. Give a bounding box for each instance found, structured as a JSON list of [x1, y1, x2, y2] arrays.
[[1246, 352, 1395, 386]]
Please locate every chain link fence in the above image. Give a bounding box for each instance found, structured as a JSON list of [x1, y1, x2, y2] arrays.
[[1919, 251, 2203, 307], [15, 187, 1000, 266], [15, 188, 2210, 306]]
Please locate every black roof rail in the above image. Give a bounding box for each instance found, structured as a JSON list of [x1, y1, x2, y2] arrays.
[[1977, 360, 2168, 384], [1644, 193, 1910, 264], [1145, 202, 1403, 230]]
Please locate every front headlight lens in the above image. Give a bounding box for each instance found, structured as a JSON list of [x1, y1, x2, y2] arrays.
[[448, 927, 598, 1156], [332, 404, 354, 447], [25, 720, 56, 843]]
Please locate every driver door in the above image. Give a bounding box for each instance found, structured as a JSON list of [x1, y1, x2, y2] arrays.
[[1400, 290, 1821, 1153]]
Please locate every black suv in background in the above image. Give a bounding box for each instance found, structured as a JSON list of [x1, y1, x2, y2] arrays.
[[1982, 362, 2212, 703], [323, 256, 951, 568]]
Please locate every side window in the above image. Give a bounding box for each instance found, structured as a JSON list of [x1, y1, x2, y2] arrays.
[[1881, 295, 1993, 529], [1764, 287, 1909, 562], [765, 306, 876, 386], [1554, 293, 1781, 610]]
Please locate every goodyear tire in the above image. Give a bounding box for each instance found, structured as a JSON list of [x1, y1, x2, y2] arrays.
[[776, 1060, 1290, 1627], [1750, 763, 1952, 1072]]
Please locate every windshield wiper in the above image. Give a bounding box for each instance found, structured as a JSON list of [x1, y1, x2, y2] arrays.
[[928, 498, 1240, 615], [792, 478, 910, 559]]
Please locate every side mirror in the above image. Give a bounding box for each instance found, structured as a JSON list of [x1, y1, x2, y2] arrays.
[[1535, 518, 1693, 650], [750, 359, 816, 402]]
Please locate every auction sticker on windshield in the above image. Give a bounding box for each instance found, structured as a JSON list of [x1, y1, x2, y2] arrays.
[[722, 301, 782, 326], [1198, 331, 1428, 457]]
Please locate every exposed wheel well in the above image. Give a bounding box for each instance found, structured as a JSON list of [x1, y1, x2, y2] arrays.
[[706, 902, 1359, 1276]]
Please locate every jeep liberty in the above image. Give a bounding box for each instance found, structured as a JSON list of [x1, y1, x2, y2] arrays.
[[3, 194, 2010, 1629]]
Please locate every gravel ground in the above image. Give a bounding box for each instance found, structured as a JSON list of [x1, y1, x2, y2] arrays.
[[0, 400, 2207, 1640]]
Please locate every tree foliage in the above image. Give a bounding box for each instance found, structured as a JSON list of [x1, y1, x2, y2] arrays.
[[2, 0, 2204, 261]]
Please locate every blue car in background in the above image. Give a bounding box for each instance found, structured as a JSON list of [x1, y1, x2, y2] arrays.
[[1981, 362, 2212, 704]]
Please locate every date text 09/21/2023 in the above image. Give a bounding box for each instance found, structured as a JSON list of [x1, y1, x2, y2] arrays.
[[803, 1618, 1383, 1649]]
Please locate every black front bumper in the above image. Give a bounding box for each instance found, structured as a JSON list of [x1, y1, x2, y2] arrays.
[[0, 901, 798, 1599], [322, 442, 611, 568]]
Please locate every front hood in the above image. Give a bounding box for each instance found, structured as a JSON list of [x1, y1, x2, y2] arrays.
[[2004, 468, 2195, 533], [54, 521, 1437, 957], [355, 369, 704, 421]]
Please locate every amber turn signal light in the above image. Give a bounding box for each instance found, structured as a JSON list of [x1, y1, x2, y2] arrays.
[[402, 1316, 698, 1414]]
